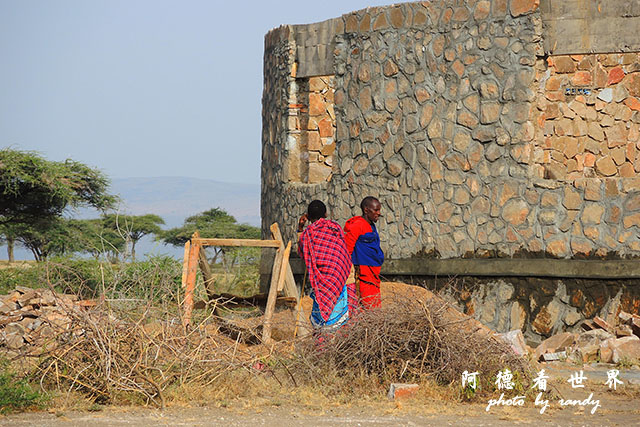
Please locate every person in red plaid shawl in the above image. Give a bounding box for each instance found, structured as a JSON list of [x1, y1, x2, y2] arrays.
[[297, 200, 356, 331]]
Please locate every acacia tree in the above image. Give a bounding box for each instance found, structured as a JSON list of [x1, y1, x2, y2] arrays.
[[0, 149, 116, 260], [102, 214, 165, 261], [8, 217, 79, 260], [160, 208, 260, 267]]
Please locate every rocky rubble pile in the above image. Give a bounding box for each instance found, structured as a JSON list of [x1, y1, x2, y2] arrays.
[[534, 312, 640, 364], [0, 287, 94, 355]]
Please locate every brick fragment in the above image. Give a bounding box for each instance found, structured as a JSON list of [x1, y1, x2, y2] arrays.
[[510, 0, 540, 17], [624, 97, 640, 112], [552, 56, 576, 73], [608, 67, 625, 85], [572, 71, 592, 86], [388, 383, 419, 400]]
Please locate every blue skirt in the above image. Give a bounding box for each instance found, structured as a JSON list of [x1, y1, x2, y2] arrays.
[[309, 283, 349, 329]]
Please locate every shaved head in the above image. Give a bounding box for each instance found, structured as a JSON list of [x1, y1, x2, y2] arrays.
[[360, 196, 379, 212], [360, 196, 381, 224]]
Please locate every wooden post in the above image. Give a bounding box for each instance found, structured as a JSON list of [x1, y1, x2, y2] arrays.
[[262, 241, 291, 343], [192, 231, 216, 302], [270, 223, 299, 301], [181, 241, 191, 289], [198, 248, 216, 301], [182, 235, 201, 328]]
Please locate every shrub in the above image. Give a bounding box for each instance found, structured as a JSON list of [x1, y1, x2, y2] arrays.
[[0, 256, 184, 301], [41, 258, 112, 297], [111, 255, 182, 301], [0, 359, 45, 414], [0, 265, 41, 294]]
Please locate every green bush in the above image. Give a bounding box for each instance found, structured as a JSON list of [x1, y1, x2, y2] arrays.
[[0, 254, 258, 303], [0, 258, 111, 297], [42, 258, 114, 297], [0, 265, 42, 294], [0, 257, 182, 300], [111, 255, 182, 301], [0, 360, 45, 414]]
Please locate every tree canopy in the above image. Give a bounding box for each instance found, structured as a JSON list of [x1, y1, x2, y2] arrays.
[[9, 217, 77, 261], [0, 148, 116, 226], [65, 218, 126, 261], [0, 149, 116, 260], [160, 208, 259, 246], [160, 208, 260, 265]]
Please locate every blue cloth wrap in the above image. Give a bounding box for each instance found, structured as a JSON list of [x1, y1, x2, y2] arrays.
[[351, 225, 384, 267], [310, 284, 349, 327]]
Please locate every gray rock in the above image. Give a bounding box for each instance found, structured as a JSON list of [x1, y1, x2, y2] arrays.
[[534, 332, 577, 361], [597, 88, 613, 103], [576, 329, 615, 349]]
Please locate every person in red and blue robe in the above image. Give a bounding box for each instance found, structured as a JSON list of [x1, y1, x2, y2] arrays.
[[298, 200, 357, 331], [344, 196, 384, 309]]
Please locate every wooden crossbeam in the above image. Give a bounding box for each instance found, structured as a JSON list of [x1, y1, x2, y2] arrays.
[[192, 238, 281, 248]]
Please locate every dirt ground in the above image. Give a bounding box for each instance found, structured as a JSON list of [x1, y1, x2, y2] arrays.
[[1, 393, 638, 426], [2, 365, 639, 426]]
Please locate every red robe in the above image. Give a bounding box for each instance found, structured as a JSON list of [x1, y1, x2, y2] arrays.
[[344, 216, 382, 309]]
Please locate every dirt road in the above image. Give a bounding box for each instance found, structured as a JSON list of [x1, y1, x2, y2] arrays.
[[1, 399, 638, 427], [2, 378, 638, 427]]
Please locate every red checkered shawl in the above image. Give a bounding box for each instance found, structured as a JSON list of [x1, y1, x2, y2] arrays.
[[298, 218, 355, 322]]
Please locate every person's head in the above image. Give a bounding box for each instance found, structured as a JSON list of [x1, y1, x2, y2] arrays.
[[307, 200, 327, 222], [360, 196, 381, 224]]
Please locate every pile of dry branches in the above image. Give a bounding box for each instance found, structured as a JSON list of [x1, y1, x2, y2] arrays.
[[32, 301, 265, 408], [292, 293, 531, 391]]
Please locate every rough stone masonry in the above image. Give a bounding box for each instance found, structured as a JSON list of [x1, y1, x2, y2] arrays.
[[261, 0, 640, 342]]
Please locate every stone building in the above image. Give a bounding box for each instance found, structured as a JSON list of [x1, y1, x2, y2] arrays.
[[261, 0, 640, 341]]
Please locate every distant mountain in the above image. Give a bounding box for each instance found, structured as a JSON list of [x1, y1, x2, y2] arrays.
[[109, 177, 260, 227], [1, 176, 261, 261]]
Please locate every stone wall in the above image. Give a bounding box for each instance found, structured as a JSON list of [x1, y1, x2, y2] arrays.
[[288, 75, 336, 183], [263, 0, 549, 258], [261, 1, 640, 335], [262, 1, 640, 259], [532, 53, 640, 179]]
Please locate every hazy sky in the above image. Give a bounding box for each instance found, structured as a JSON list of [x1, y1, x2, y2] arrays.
[[0, 0, 392, 184]]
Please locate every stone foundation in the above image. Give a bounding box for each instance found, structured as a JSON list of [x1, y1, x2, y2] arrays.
[[409, 276, 640, 343]]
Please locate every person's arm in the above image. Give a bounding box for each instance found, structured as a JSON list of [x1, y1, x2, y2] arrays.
[[297, 213, 308, 257], [344, 218, 366, 255]]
